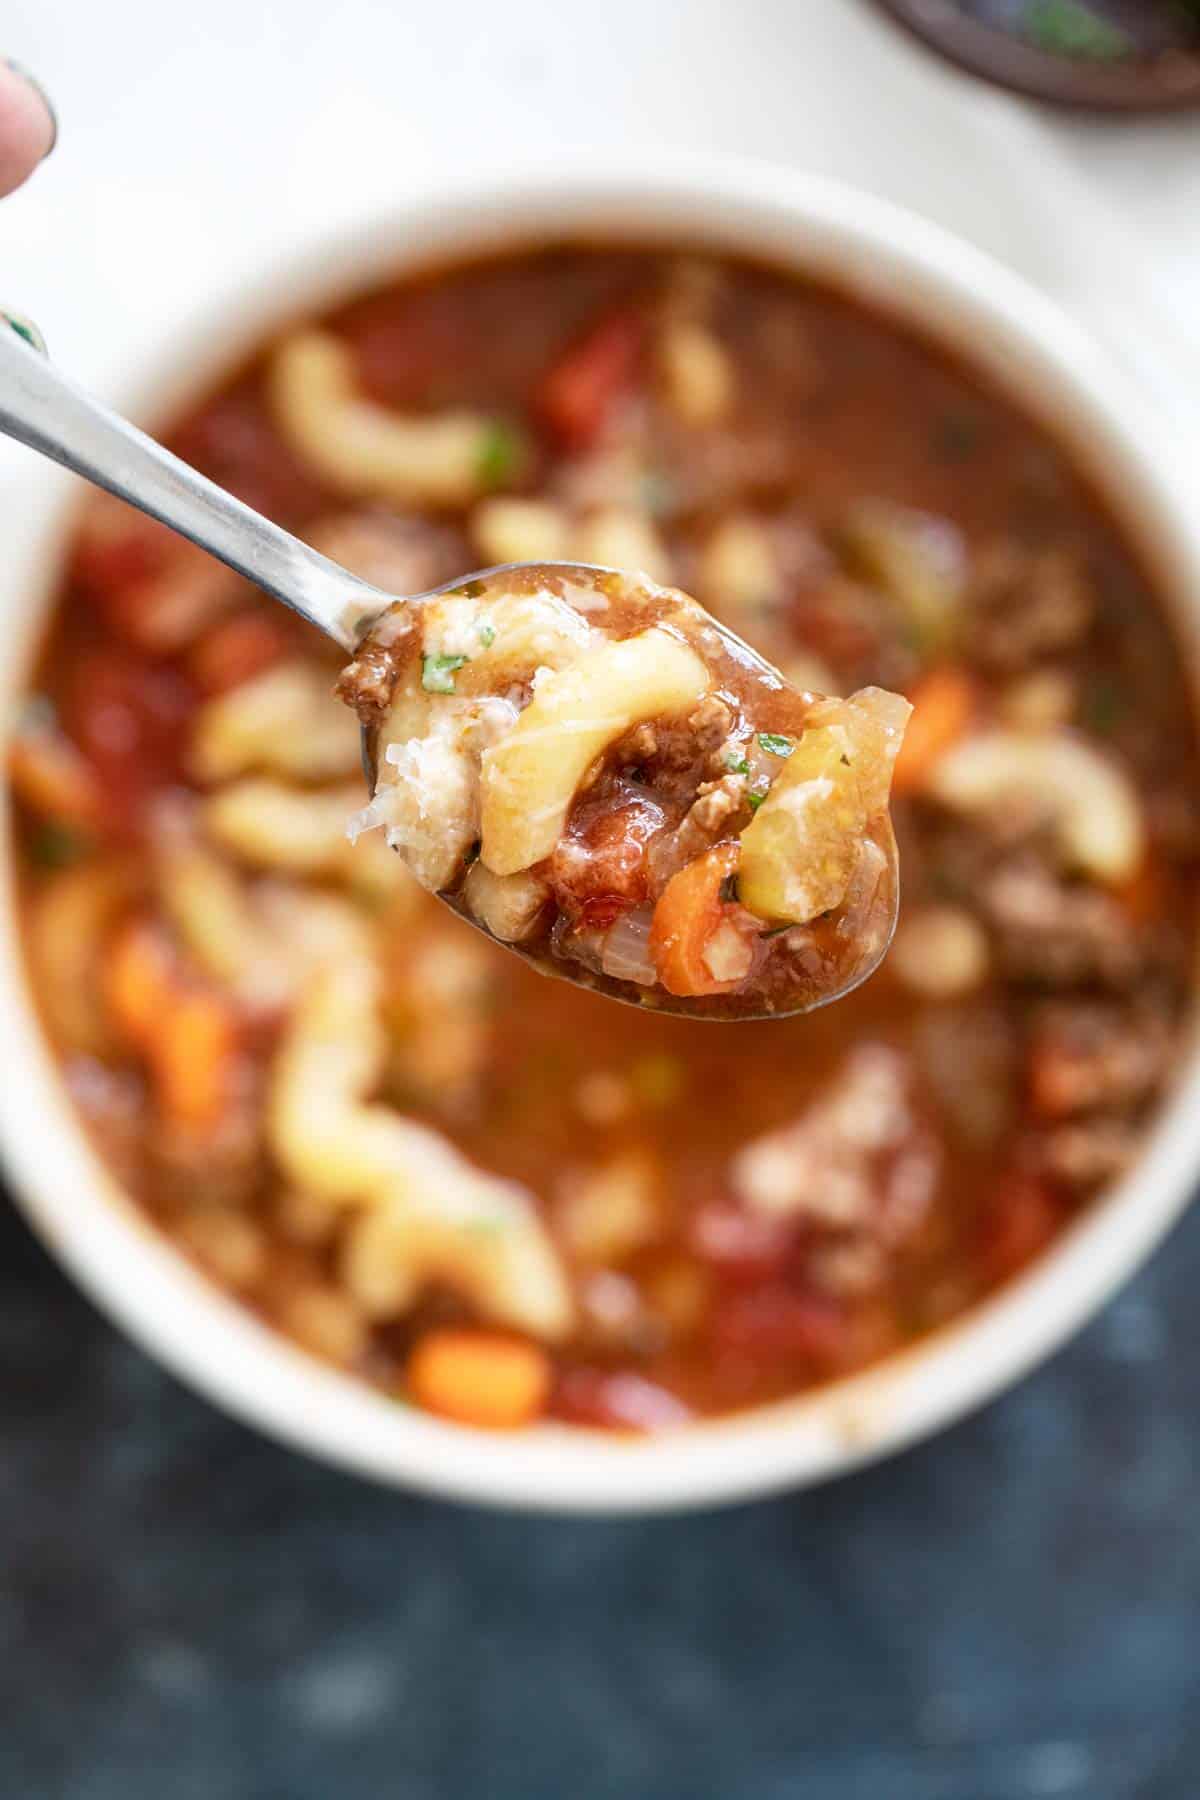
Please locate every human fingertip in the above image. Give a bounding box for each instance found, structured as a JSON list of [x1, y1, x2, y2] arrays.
[[2, 58, 57, 162]]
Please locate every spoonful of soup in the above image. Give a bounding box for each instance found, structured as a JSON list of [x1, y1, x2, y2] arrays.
[[0, 314, 909, 1019], [341, 563, 907, 1017]]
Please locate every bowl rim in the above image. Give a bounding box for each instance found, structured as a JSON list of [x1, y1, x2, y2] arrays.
[[3, 150, 1199, 1514]]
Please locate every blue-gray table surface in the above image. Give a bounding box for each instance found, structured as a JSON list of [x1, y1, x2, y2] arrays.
[[2, 1183, 1198, 1800]]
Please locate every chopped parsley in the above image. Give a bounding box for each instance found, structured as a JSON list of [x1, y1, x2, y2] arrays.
[[30, 823, 91, 868], [421, 652, 468, 694], [746, 791, 767, 812], [478, 621, 496, 648], [1021, 0, 1131, 58], [757, 732, 794, 758], [725, 753, 751, 775], [476, 421, 525, 489]]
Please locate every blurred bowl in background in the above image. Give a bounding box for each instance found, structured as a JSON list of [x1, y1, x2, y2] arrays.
[[873, 0, 1200, 113], [2, 156, 1199, 1512]]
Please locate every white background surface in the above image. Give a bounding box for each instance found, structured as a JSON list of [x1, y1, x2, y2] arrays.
[[0, 0, 1196, 460]]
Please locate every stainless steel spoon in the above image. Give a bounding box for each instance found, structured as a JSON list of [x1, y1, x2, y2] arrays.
[[0, 313, 899, 1019]]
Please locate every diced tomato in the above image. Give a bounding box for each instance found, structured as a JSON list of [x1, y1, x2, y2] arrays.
[[710, 1284, 850, 1367], [63, 650, 196, 828], [73, 495, 170, 596], [552, 1366, 692, 1432], [977, 1173, 1061, 1288], [536, 308, 643, 449], [350, 288, 479, 408], [1026, 1020, 1116, 1121], [691, 1200, 794, 1282], [168, 386, 326, 522], [73, 497, 244, 656], [790, 582, 886, 675], [188, 611, 291, 694], [650, 842, 754, 998], [549, 794, 665, 926]]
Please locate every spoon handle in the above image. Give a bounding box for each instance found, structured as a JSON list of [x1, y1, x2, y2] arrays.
[[0, 317, 383, 649]]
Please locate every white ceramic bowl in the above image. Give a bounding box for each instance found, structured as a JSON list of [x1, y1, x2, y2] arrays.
[[3, 156, 1199, 1514]]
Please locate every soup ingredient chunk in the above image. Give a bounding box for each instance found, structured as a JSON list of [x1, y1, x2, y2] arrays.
[[340, 564, 910, 1018]]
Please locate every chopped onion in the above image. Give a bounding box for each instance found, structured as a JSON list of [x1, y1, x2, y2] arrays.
[[702, 918, 754, 983], [599, 908, 658, 987]]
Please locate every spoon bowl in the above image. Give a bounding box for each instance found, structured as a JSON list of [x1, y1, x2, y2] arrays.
[[342, 559, 904, 1020], [0, 319, 902, 1021]]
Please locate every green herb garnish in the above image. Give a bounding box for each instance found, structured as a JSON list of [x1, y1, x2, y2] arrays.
[[421, 653, 467, 694], [476, 421, 525, 489], [478, 622, 496, 648], [757, 733, 794, 758], [746, 791, 766, 812], [30, 823, 91, 868], [1021, 0, 1131, 58], [725, 753, 751, 775]]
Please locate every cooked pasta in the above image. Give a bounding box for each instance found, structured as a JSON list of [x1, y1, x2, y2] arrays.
[[269, 960, 572, 1337], [270, 330, 518, 509], [17, 242, 1191, 1437], [340, 563, 908, 1018], [191, 662, 361, 784]]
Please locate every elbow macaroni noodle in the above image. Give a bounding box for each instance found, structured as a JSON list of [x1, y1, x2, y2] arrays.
[[479, 627, 710, 875], [269, 331, 506, 509], [269, 959, 573, 1337]]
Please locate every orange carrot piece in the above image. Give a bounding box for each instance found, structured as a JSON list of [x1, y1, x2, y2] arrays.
[[148, 989, 239, 1136], [649, 842, 743, 998], [892, 666, 976, 794], [8, 727, 105, 830], [406, 1330, 552, 1429], [104, 919, 177, 1048]]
